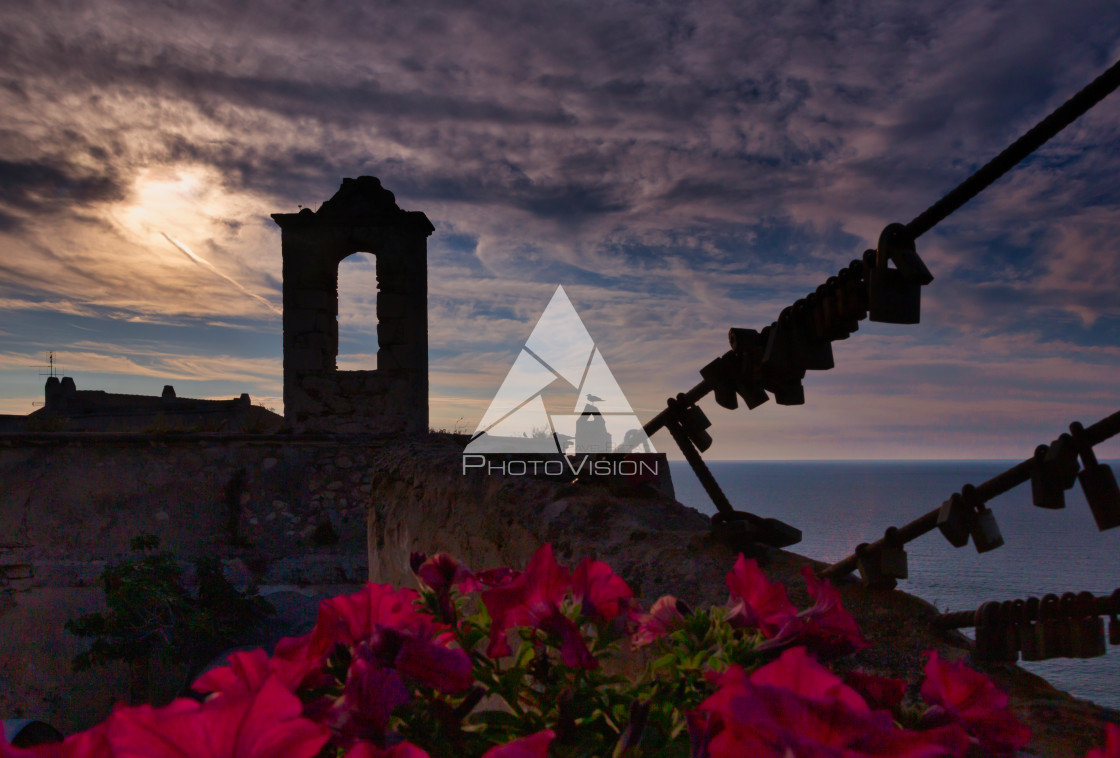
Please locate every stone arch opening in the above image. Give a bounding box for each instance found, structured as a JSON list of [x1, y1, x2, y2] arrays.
[[336, 252, 379, 370]]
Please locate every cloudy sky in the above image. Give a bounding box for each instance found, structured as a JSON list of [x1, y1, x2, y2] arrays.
[[1, 0, 1119, 459]]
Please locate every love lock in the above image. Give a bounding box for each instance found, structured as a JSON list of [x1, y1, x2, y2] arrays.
[[962, 484, 1003, 553], [846, 257, 871, 321], [726, 330, 770, 410], [699, 353, 740, 411], [816, 282, 848, 341], [1000, 600, 1020, 662], [868, 223, 934, 324], [804, 292, 829, 342], [855, 542, 895, 590], [1070, 421, 1120, 531], [1037, 594, 1063, 659], [791, 301, 834, 371], [879, 527, 909, 581], [973, 601, 1000, 662], [1008, 599, 1027, 661], [1072, 591, 1106, 659], [832, 272, 861, 336], [1030, 444, 1066, 510], [1057, 593, 1079, 658], [762, 315, 795, 372], [827, 276, 859, 337], [936, 492, 972, 548], [1019, 597, 1043, 661], [1110, 589, 1120, 646], [758, 326, 805, 406], [672, 395, 713, 453]]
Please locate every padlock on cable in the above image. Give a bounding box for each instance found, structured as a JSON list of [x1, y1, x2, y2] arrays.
[[699, 352, 740, 411], [816, 282, 846, 341], [936, 492, 972, 548], [879, 526, 909, 581], [758, 325, 806, 406], [1070, 421, 1120, 530], [672, 394, 713, 453], [826, 276, 859, 338], [868, 223, 933, 324], [1072, 591, 1106, 659], [834, 269, 862, 334], [963, 484, 1003, 553], [762, 315, 795, 372], [1019, 597, 1043, 661], [855, 543, 895, 589], [1030, 444, 1067, 510], [791, 301, 834, 370], [1008, 599, 1027, 661], [974, 602, 1010, 663], [1058, 593, 1079, 658], [726, 329, 770, 409], [1109, 589, 1120, 646], [1037, 594, 1063, 659], [846, 257, 871, 320], [998, 600, 1020, 662]]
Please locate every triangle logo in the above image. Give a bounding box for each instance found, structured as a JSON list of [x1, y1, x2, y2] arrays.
[[465, 286, 656, 455]]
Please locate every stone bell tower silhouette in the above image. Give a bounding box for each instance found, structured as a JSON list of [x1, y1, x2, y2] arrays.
[[272, 177, 434, 434]]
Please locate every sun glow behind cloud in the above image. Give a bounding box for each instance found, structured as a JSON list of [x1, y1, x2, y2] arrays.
[[0, 1, 1118, 459]]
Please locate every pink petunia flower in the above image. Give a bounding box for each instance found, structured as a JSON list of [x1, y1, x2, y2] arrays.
[[756, 567, 870, 659], [480, 730, 556, 758], [630, 595, 687, 647], [570, 557, 634, 622], [920, 651, 1030, 756], [107, 676, 330, 758], [344, 741, 430, 758], [1086, 722, 1120, 758], [480, 544, 597, 669], [1, 722, 110, 758], [843, 670, 908, 712], [699, 652, 966, 758], [331, 655, 411, 745], [723, 555, 798, 638]]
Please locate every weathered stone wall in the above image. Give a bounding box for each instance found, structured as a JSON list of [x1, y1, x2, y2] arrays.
[[0, 433, 376, 732]]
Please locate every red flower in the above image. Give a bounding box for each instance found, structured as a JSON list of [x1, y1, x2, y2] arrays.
[[2, 723, 110, 758], [480, 730, 556, 758], [723, 555, 798, 638], [307, 583, 440, 659], [1086, 722, 1120, 758], [480, 544, 596, 669], [631, 595, 686, 647], [459, 567, 519, 594], [107, 676, 329, 758], [571, 557, 634, 621], [844, 671, 908, 712], [331, 656, 411, 745], [415, 553, 472, 593], [920, 651, 1030, 756], [394, 634, 473, 694], [192, 649, 319, 699], [344, 742, 430, 758], [699, 653, 964, 758], [757, 567, 869, 659]]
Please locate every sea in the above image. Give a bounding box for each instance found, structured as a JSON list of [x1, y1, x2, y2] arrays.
[[667, 460, 1120, 710]]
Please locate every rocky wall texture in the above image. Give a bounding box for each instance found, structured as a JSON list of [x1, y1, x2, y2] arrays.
[[0, 433, 376, 732], [366, 437, 1120, 757]]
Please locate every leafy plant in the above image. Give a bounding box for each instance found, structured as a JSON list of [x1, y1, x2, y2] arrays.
[[65, 534, 273, 704]]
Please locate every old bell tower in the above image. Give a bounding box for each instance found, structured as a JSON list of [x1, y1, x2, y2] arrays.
[[272, 177, 434, 434]]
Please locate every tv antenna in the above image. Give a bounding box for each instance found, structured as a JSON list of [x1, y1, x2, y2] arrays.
[[33, 351, 58, 378]]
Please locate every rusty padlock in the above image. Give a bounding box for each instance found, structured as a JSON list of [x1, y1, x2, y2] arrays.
[[792, 300, 834, 371], [856, 542, 896, 590], [1072, 591, 1106, 659], [699, 352, 740, 411], [879, 526, 909, 581], [1070, 421, 1120, 531], [833, 270, 861, 335], [937, 492, 972, 548], [1019, 597, 1042, 661], [673, 395, 713, 452], [1031, 444, 1067, 510], [804, 292, 829, 342], [962, 484, 1003, 553], [827, 275, 859, 337], [762, 315, 795, 371], [867, 223, 933, 324], [1058, 593, 1079, 658], [846, 257, 871, 321], [1109, 589, 1120, 646], [816, 282, 847, 341], [973, 601, 1000, 662], [1037, 594, 1063, 659], [727, 328, 770, 409]]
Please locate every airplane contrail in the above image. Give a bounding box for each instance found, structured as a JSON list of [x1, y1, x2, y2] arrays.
[[161, 233, 282, 316]]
